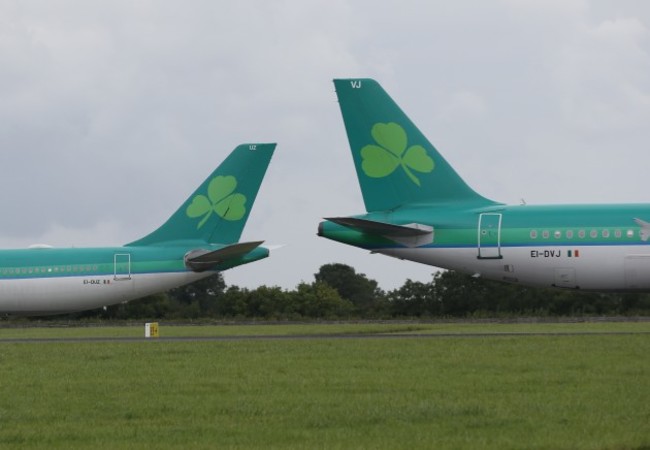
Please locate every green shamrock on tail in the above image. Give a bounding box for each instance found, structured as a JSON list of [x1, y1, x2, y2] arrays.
[[361, 122, 434, 186], [186, 175, 247, 228]]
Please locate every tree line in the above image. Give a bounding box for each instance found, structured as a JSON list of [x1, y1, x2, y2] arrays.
[[39, 263, 650, 321]]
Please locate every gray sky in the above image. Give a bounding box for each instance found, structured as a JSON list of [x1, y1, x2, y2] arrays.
[[1, 0, 650, 291]]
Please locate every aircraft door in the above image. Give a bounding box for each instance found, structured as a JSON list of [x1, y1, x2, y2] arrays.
[[478, 213, 502, 259], [114, 253, 132, 281]]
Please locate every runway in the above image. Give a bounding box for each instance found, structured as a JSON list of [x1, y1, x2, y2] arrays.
[[2, 330, 649, 343]]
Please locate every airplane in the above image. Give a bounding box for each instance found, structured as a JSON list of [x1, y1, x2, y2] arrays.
[[0, 143, 275, 315], [318, 78, 650, 292]]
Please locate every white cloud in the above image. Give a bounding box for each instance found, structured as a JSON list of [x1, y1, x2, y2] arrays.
[[552, 17, 650, 132]]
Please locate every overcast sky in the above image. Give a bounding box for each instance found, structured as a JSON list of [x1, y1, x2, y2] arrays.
[[1, 0, 650, 291]]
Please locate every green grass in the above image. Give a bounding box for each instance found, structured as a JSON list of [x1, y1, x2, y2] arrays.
[[0, 323, 648, 449]]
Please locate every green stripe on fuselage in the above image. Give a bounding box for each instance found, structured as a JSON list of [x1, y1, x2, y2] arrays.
[[320, 203, 650, 250], [0, 245, 269, 280]]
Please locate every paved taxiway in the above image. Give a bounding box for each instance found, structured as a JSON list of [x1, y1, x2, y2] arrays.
[[1, 331, 648, 343]]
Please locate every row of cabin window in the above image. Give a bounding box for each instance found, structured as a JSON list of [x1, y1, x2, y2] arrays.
[[530, 229, 636, 240], [1, 265, 100, 276]]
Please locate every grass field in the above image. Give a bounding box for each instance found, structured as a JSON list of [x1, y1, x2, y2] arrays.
[[0, 322, 648, 449]]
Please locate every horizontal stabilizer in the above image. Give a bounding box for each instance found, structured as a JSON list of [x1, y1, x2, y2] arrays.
[[325, 217, 433, 248], [185, 240, 264, 272], [635, 218, 650, 242]]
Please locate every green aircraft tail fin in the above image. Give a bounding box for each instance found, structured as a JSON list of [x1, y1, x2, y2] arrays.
[[333, 78, 495, 212], [127, 143, 275, 246]]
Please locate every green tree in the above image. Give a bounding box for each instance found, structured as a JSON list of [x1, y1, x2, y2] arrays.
[[167, 273, 226, 317], [388, 279, 439, 317], [86, 292, 173, 320], [314, 263, 384, 314], [215, 286, 250, 318], [241, 285, 294, 319], [292, 282, 354, 318]]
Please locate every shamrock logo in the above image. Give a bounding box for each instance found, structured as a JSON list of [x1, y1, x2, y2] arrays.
[[360, 122, 434, 186], [186, 175, 247, 228]]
